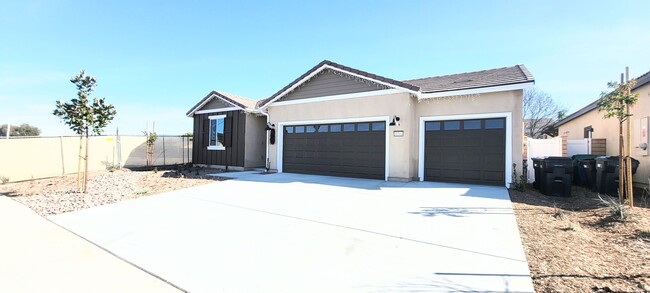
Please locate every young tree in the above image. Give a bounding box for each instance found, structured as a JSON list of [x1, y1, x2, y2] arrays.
[[597, 79, 638, 206], [523, 88, 567, 138], [53, 70, 116, 193]]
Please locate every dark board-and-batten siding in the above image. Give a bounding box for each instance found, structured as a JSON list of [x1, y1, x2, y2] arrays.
[[192, 110, 246, 167]]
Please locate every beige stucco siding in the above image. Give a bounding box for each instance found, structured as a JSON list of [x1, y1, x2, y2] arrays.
[[267, 92, 415, 180], [557, 108, 619, 156], [415, 90, 524, 179], [630, 82, 650, 184], [244, 114, 267, 168]]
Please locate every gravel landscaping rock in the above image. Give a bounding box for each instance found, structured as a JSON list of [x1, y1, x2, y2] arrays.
[[0, 167, 224, 216]]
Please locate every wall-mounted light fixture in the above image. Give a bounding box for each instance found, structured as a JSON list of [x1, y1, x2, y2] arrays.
[[389, 115, 401, 126], [265, 123, 275, 131]]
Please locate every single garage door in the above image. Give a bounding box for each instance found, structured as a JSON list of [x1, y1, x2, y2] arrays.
[[283, 121, 385, 179], [424, 118, 505, 185]]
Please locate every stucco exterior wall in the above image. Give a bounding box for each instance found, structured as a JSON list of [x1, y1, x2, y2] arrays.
[[630, 82, 650, 184], [414, 90, 524, 178], [267, 89, 524, 184], [244, 114, 267, 168], [267, 91, 415, 180], [558, 82, 650, 185], [557, 108, 619, 155]]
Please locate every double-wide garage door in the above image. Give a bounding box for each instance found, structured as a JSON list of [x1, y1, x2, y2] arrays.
[[424, 118, 506, 186], [283, 122, 385, 179]]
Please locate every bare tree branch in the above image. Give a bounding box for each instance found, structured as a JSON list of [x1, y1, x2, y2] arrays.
[[523, 88, 566, 138]]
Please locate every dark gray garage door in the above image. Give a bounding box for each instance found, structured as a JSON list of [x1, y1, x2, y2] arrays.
[[283, 122, 385, 179], [424, 118, 505, 186]]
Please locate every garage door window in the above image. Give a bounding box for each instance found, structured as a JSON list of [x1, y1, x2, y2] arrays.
[[318, 125, 328, 132], [425, 122, 441, 131], [306, 126, 316, 133], [285, 126, 294, 133], [485, 119, 504, 129], [463, 120, 481, 130], [444, 121, 460, 130], [343, 124, 355, 132], [295, 126, 305, 133], [372, 122, 385, 131], [357, 123, 370, 131], [330, 124, 341, 132]]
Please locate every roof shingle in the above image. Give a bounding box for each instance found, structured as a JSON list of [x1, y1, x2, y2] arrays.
[[402, 65, 534, 93]]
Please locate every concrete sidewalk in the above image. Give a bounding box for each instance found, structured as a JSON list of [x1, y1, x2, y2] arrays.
[[0, 196, 181, 293]]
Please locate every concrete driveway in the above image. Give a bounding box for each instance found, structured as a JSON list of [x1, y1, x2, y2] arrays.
[[51, 172, 534, 292]]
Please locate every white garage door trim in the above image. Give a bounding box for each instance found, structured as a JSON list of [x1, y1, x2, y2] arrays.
[[277, 116, 391, 180], [418, 112, 513, 187]]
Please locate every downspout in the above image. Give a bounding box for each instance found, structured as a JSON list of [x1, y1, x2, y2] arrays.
[[258, 109, 271, 171]]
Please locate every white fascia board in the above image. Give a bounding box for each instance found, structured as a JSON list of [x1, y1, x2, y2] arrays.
[[419, 82, 534, 100], [187, 93, 243, 117], [208, 114, 227, 120], [418, 112, 513, 188], [195, 107, 241, 115], [269, 89, 402, 107]]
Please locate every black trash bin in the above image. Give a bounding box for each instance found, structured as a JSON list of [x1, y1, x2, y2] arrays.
[[595, 156, 640, 196], [572, 154, 597, 185], [542, 157, 573, 197], [533, 157, 573, 196], [580, 158, 597, 191], [531, 157, 544, 189]]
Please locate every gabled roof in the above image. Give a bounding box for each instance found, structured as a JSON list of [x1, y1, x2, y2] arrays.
[[256, 60, 534, 108], [555, 69, 650, 127], [402, 65, 534, 93], [256, 60, 421, 108], [186, 90, 257, 117], [633, 69, 650, 90]]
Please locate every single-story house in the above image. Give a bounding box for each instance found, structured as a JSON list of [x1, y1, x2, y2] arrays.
[[555, 69, 650, 186], [188, 60, 534, 187]]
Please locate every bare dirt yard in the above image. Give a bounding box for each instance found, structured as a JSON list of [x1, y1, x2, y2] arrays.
[[0, 166, 226, 216], [510, 186, 650, 292]]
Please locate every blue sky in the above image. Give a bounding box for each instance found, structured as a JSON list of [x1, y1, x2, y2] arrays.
[[1, 0, 649, 136]]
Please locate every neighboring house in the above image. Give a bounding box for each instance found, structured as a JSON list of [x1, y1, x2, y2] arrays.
[[188, 60, 534, 187], [555, 69, 650, 185], [186, 91, 266, 169]]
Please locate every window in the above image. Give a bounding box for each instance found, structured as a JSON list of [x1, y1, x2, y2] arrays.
[[208, 115, 225, 150], [485, 119, 504, 129], [285, 126, 294, 133], [295, 126, 305, 133], [444, 121, 460, 130], [357, 123, 370, 131], [343, 124, 355, 132], [318, 125, 328, 132], [584, 126, 593, 139], [425, 121, 441, 131], [306, 126, 316, 133], [463, 120, 481, 130], [330, 124, 341, 132], [372, 122, 385, 131]]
